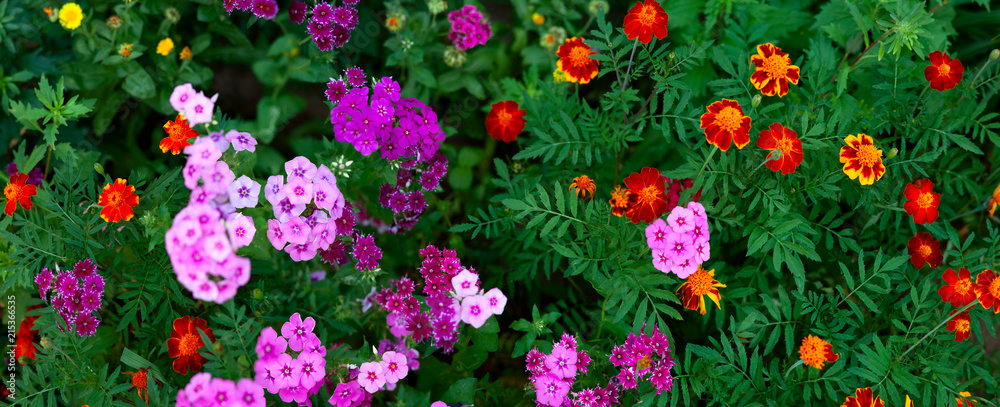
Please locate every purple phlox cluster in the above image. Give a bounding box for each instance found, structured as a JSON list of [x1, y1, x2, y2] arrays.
[[6, 162, 44, 185], [176, 372, 265, 407], [317, 202, 357, 268], [646, 201, 710, 279], [167, 137, 259, 304], [222, 0, 278, 19], [34, 259, 104, 337], [447, 5, 492, 51], [526, 333, 608, 407], [609, 324, 675, 395], [351, 233, 383, 272], [285, 1, 358, 51], [169, 83, 218, 126], [372, 155, 447, 234], [328, 342, 412, 407], [253, 313, 328, 405]]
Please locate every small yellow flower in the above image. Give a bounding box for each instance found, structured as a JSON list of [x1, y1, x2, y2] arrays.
[[157, 38, 174, 56], [179, 46, 191, 60], [532, 13, 545, 25], [58, 2, 83, 30], [119, 43, 133, 57]]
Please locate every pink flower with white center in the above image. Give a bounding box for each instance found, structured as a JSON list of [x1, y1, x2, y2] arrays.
[[273, 198, 305, 223], [235, 378, 265, 407], [687, 201, 707, 221], [266, 219, 287, 250], [255, 362, 280, 394], [285, 156, 318, 180], [534, 373, 570, 406], [283, 177, 314, 205], [460, 295, 491, 328], [544, 343, 578, 379], [645, 218, 670, 250], [185, 139, 222, 168], [227, 214, 256, 249], [185, 372, 214, 403], [664, 231, 693, 262], [357, 362, 385, 393], [312, 180, 338, 212], [183, 162, 203, 190], [667, 206, 696, 233], [297, 351, 326, 389], [693, 236, 710, 263], [315, 164, 337, 185], [184, 92, 215, 125], [255, 327, 287, 363], [204, 233, 233, 262], [286, 241, 318, 261], [690, 222, 708, 241], [671, 257, 698, 278], [202, 161, 235, 195], [264, 175, 286, 206], [226, 130, 257, 152], [270, 353, 303, 389], [312, 222, 337, 248], [170, 83, 197, 113], [192, 277, 220, 302], [380, 351, 409, 384], [483, 287, 507, 315], [282, 216, 312, 245], [228, 176, 261, 209], [451, 268, 479, 298], [652, 248, 672, 273], [281, 312, 316, 352], [174, 219, 202, 246], [328, 381, 364, 407], [208, 378, 236, 406], [215, 280, 238, 304]]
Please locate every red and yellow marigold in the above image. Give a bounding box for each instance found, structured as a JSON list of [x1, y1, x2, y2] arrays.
[[839, 133, 885, 185], [756, 123, 803, 174], [622, 0, 668, 45], [556, 37, 600, 84], [676, 266, 726, 315], [98, 178, 139, 223], [700, 99, 751, 152], [167, 316, 215, 375], [939, 268, 977, 308], [974, 269, 1000, 314], [749, 43, 800, 97], [798, 335, 839, 369]]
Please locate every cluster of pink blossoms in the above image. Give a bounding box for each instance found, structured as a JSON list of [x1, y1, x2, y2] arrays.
[[176, 372, 265, 407], [447, 5, 492, 51], [291, 0, 359, 51], [253, 313, 329, 404], [222, 0, 279, 20], [645, 201, 710, 278], [526, 333, 609, 407], [608, 325, 675, 395], [169, 83, 218, 126], [33, 259, 104, 337]]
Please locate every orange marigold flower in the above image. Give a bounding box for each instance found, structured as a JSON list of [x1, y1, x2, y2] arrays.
[[485, 101, 526, 143], [180, 46, 192, 60], [840, 388, 884, 407], [609, 185, 630, 217], [699, 99, 751, 152], [924, 51, 964, 92], [903, 178, 941, 224], [99, 178, 139, 223], [957, 391, 978, 407], [838, 133, 885, 185], [161, 114, 199, 155], [986, 181, 1000, 217], [907, 232, 942, 269], [622, 0, 668, 45], [974, 269, 1000, 314], [623, 167, 667, 224], [938, 268, 976, 308], [123, 367, 155, 404], [569, 175, 596, 200], [797, 335, 839, 369], [750, 43, 800, 98], [756, 123, 803, 174], [168, 316, 215, 375], [4, 173, 38, 217], [946, 311, 971, 342], [675, 266, 726, 315], [556, 37, 599, 84]]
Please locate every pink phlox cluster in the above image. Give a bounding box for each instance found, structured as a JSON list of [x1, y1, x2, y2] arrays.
[[608, 324, 675, 395], [176, 372, 265, 407], [252, 313, 328, 405], [34, 259, 104, 337], [169, 83, 218, 126], [526, 333, 611, 407], [646, 201, 710, 279], [222, 0, 278, 20], [373, 156, 445, 233], [447, 5, 492, 51]]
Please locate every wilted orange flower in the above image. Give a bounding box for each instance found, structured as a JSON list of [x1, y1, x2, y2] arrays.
[[167, 315, 215, 375], [119, 43, 133, 57], [99, 178, 139, 223], [839, 133, 885, 185], [750, 43, 800, 97], [609, 185, 629, 217], [123, 367, 152, 404], [623, 167, 667, 224], [622, 0, 668, 45], [840, 388, 884, 407], [180, 46, 192, 60], [161, 114, 199, 155], [798, 335, 838, 369], [946, 311, 971, 342], [987, 181, 1000, 217], [4, 173, 38, 217], [925, 51, 964, 92], [903, 179, 940, 224], [907, 232, 942, 269], [939, 268, 976, 308], [485, 101, 526, 143], [974, 269, 1000, 314], [756, 123, 803, 174], [569, 175, 596, 200], [675, 266, 726, 315], [700, 99, 751, 151], [556, 37, 599, 84]]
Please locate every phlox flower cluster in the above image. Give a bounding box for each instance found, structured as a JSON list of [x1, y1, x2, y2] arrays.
[[289, 0, 359, 51], [253, 313, 328, 404], [222, 0, 279, 20], [34, 259, 104, 337], [663, 177, 701, 212], [608, 325, 676, 395], [646, 201, 710, 279], [176, 372, 265, 407], [374, 155, 447, 233], [525, 333, 608, 407], [327, 340, 417, 406], [166, 136, 260, 304], [447, 5, 492, 51], [169, 83, 218, 126]]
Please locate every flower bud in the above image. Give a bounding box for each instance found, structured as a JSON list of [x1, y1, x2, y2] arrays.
[[40, 336, 53, 349], [426, 0, 447, 15], [385, 10, 406, 32], [94, 163, 104, 175], [588, 0, 610, 16], [886, 148, 898, 159], [213, 341, 224, 353], [164, 7, 180, 24], [443, 46, 466, 68], [531, 13, 544, 25], [991, 49, 999, 61], [751, 94, 761, 108], [252, 288, 263, 299], [106, 15, 122, 31]]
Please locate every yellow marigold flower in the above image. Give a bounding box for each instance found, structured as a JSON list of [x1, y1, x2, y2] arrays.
[[609, 185, 629, 217], [797, 335, 839, 369], [569, 175, 596, 200], [839, 133, 885, 185], [118, 43, 133, 57], [675, 266, 726, 315], [532, 13, 545, 25], [157, 38, 174, 56], [179, 46, 192, 60], [59, 3, 84, 30]]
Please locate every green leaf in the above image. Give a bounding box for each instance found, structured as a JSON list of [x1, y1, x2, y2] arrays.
[[122, 68, 156, 100], [442, 377, 477, 404]]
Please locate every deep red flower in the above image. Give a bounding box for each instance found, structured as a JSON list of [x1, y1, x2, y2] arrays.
[[840, 387, 884, 407], [974, 269, 1000, 314], [700, 99, 751, 151], [946, 311, 971, 342], [903, 178, 941, 224], [556, 37, 600, 84], [623, 167, 667, 224], [756, 123, 804, 174], [485, 100, 526, 143], [4, 172, 37, 216], [938, 268, 976, 308], [906, 232, 942, 269], [924, 51, 964, 91], [167, 316, 215, 375], [622, 0, 668, 45]]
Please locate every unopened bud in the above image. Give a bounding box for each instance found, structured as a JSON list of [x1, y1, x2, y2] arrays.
[[587, 0, 610, 16], [94, 163, 104, 175], [991, 49, 999, 61], [443, 46, 466, 68], [886, 148, 898, 159], [164, 7, 180, 24], [40, 336, 53, 349], [106, 15, 122, 31], [668, 52, 675, 60], [751, 94, 761, 108], [252, 288, 263, 299], [532, 13, 544, 25]]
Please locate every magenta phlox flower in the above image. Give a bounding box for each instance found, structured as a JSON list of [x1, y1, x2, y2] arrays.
[[186, 138, 222, 168], [328, 381, 364, 407], [667, 206, 696, 233], [534, 373, 570, 406], [357, 362, 385, 393], [645, 218, 670, 250], [281, 312, 316, 352], [283, 177, 314, 205], [544, 344, 579, 379], [255, 327, 287, 362]]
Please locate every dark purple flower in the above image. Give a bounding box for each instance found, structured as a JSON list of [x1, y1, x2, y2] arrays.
[[408, 190, 426, 213], [325, 79, 348, 103], [311, 2, 334, 24], [387, 191, 407, 214], [329, 24, 352, 47], [342, 0, 359, 5], [344, 67, 366, 87], [74, 313, 99, 337], [73, 258, 97, 279], [289, 1, 307, 24], [351, 234, 382, 271], [251, 0, 278, 19], [306, 18, 333, 38], [331, 6, 358, 30], [313, 34, 334, 52], [5, 162, 16, 176]]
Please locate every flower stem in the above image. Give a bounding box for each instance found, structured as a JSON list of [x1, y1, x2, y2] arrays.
[[696, 146, 719, 181], [896, 300, 979, 363], [623, 39, 639, 88]]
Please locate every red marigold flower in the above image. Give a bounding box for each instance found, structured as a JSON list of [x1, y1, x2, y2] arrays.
[[675, 266, 726, 315], [974, 269, 1000, 314], [907, 232, 942, 269], [699, 99, 751, 152], [123, 367, 157, 404], [750, 43, 800, 97], [98, 178, 139, 223], [167, 315, 215, 375], [569, 175, 596, 200], [957, 391, 978, 407], [556, 37, 600, 84], [798, 335, 838, 369], [756, 123, 803, 174], [622, 0, 668, 45], [485, 100, 526, 143], [4, 173, 38, 217], [924, 50, 964, 92], [946, 311, 971, 342], [939, 268, 976, 308], [840, 387, 885, 407], [160, 114, 199, 155], [903, 178, 941, 224], [987, 181, 1000, 217], [609, 185, 630, 217], [838, 133, 885, 185], [623, 167, 667, 224]]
